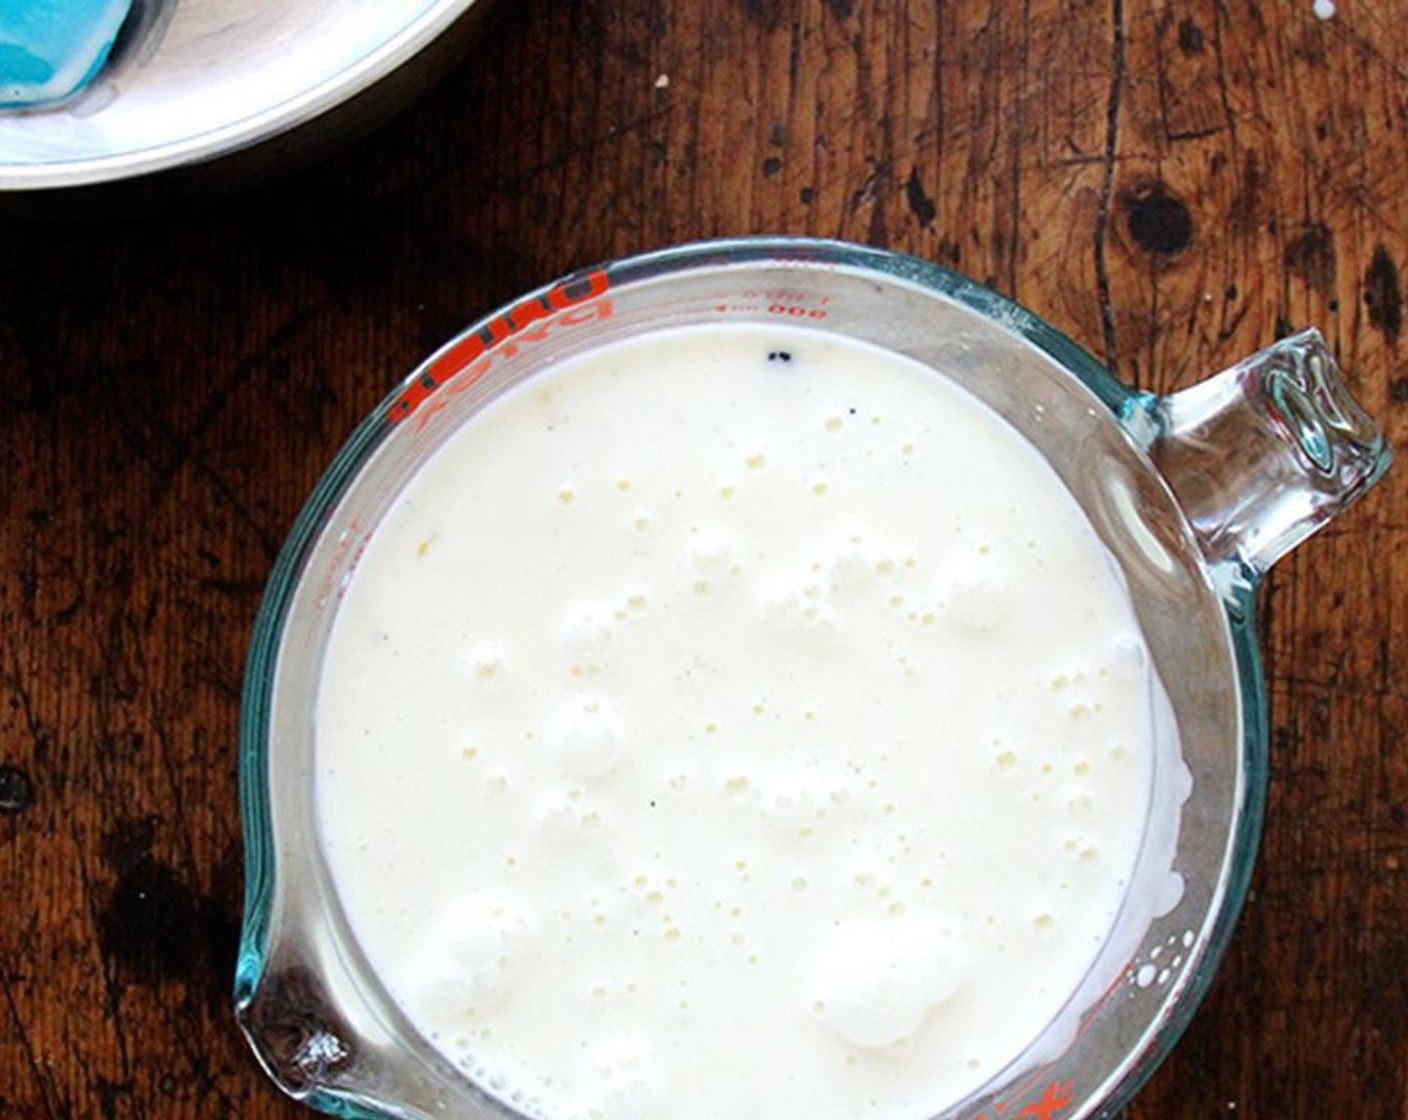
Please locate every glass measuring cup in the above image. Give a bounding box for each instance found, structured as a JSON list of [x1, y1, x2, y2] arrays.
[[235, 237, 1391, 1120]]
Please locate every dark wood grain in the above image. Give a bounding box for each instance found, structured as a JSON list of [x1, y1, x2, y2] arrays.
[[1, 1, 1405, 1117]]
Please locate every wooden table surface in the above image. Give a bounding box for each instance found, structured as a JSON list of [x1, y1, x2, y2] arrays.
[[1, 1, 1405, 1117]]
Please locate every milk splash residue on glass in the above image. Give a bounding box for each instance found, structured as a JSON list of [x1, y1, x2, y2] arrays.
[[315, 324, 1189, 1120]]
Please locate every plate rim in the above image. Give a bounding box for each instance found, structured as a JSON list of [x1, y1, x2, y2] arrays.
[[0, 0, 480, 192]]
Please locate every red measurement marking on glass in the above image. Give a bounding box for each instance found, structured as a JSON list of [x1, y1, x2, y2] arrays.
[[766, 303, 829, 319], [975, 1080, 1075, 1120], [386, 269, 611, 427], [314, 518, 365, 609]]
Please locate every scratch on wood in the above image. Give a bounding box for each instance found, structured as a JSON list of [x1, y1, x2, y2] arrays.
[[1093, 0, 1126, 372], [1, 963, 64, 1120], [1009, 0, 1031, 298]]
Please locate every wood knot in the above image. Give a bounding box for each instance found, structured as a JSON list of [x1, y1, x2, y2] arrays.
[[1121, 181, 1194, 257], [0, 765, 34, 813]]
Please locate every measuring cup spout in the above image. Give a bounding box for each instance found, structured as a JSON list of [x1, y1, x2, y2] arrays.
[[1120, 329, 1391, 583]]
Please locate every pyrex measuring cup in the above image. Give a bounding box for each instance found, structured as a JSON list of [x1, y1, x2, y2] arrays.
[[236, 237, 1391, 1120]]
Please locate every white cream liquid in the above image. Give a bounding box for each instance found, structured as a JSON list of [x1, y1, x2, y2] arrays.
[[316, 324, 1179, 1120]]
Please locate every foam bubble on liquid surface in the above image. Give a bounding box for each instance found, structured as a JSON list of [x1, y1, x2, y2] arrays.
[[808, 918, 966, 1049], [532, 787, 602, 845], [562, 603, 617, 670], [759, 580, 841, 649], [688, 527, 736, 578], [943, 558, 1014, 634], [576, 1039, 659, 1120], [549, 695, 625, 781], [407, 898, 532, 1023]]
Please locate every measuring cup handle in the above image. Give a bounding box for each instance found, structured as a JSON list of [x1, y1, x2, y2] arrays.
[[1120, 328, 1392, 582]]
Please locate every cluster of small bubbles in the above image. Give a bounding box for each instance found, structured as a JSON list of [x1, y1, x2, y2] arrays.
[[760, 584, 841, 646], [534, 787, 605, 844], [466, 643, 508, 687]]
